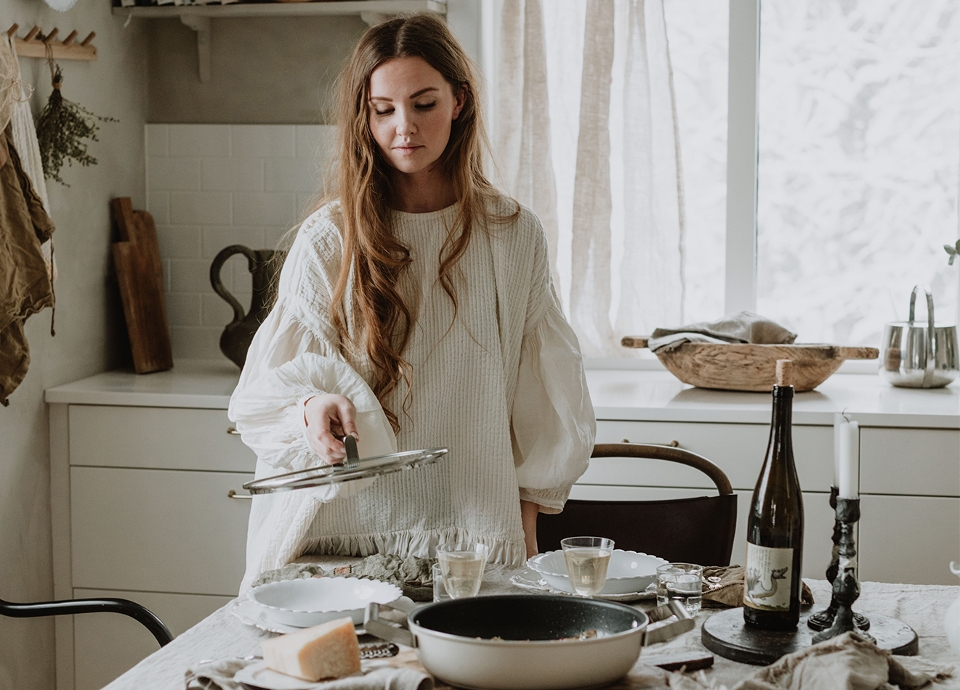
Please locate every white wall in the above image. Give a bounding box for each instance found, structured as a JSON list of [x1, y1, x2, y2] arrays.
[[0, 1, 147, 689], [146, 123, 335, 361]]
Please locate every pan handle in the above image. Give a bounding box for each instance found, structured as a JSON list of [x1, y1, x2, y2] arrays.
[[643, 600, 696, 645], [364, 599, 417, 648]]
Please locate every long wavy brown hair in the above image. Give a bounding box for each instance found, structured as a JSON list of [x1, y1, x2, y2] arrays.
[[317, 14, 517, 432]]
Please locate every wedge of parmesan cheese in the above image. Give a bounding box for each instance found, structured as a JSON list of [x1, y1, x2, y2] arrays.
[[262, 617, 361, 681]]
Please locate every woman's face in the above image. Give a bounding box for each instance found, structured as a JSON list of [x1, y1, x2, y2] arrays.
[[368, 56, 465, 177]]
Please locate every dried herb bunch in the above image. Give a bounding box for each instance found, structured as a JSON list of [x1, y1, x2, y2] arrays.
[[36, 65, 116, 185]]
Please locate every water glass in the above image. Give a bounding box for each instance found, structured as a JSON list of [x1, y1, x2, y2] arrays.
[[437, 542, 488, 599], [656, 562, 703, 616], [432, 563, 451, 602], [560, 536, 615, 596]]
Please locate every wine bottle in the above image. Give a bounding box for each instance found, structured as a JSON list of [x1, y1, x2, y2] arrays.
[[743, 359, 804, 630]]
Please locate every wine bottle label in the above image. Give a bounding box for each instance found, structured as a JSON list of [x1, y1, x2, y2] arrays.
[[744, 542, 793, 611]]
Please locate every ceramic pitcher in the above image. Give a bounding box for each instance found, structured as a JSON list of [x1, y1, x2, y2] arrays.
[[210, 245, 285, 368]]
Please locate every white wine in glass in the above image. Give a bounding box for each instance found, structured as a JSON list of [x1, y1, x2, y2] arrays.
[[561, 537, 615, 596], [437, 542, 488, 599], [439, 553, 486, 598]]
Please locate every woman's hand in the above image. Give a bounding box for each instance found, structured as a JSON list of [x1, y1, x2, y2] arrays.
[[520, 500, 539, 559], [303, 394, 359, 465]]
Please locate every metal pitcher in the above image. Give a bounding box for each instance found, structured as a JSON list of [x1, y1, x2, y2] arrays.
[[880, 286, 959, 388]]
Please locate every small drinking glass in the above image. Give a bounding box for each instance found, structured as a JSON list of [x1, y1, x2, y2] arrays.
[[437, 542, 488, 599], [560, 536, 615, 596], [432, 563, 451, 602], [656, 562, 704, 616]]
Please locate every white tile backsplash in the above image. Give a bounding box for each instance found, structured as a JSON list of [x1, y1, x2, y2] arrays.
[[232, 125, 297, 159], [201, 158, 265, 192], [168, 124, 231, 158], [148, 157, 202, 191], [148, 123, 334, 360]]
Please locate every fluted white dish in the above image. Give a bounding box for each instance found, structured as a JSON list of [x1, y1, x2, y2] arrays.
[[527, 549, 669, 595], [250, 577, 402, 628]]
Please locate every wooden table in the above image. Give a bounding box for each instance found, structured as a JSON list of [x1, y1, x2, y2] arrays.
[[101, 565, 959, 690]]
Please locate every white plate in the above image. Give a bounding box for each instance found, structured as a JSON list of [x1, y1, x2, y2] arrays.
[[231, 596, 306, 635], [249, 577, 402, 628], [509, 570, 657, 602], [234, 660, 336, 690], [526, 549, 668, 595]]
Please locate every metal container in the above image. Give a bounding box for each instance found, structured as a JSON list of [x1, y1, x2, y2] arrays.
[[880, 286, 959, 388]]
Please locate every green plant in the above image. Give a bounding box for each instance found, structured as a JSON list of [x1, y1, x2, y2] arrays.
[[35, 66, 116, 186], [946, 240, 960, 266]]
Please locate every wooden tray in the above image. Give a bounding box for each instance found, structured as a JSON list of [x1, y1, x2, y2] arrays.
[[621, 337, 878, 392]]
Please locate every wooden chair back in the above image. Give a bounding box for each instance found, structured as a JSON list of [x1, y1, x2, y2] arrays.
[[537, 443, 738, 566]]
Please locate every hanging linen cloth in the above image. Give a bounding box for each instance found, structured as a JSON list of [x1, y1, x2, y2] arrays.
[[0, 38, 55, 406], [7, 34, 56, 282]]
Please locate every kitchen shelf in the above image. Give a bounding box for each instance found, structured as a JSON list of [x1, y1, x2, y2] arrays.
[[112, 0, 446, 82], [111, 1, 446, 20]]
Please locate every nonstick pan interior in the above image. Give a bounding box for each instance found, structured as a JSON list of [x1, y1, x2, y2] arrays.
[[411, 595, 645, 641]]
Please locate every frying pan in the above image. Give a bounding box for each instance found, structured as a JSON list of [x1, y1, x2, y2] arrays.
[[364, 594, 694, 689]]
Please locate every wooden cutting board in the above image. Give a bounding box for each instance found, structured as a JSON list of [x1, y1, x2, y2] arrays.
[[110, 197, 173, 374]]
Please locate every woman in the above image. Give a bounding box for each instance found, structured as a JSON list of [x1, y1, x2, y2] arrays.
[[229, 14, 595, 593]]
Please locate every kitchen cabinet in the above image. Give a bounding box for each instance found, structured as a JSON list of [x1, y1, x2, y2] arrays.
[[585, 369, 960, 588], [47, 362, 256, 690], [46, 364, 960, 689]]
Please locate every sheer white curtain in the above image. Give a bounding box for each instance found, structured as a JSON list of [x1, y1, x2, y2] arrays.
[[495, 0, 685, 357]]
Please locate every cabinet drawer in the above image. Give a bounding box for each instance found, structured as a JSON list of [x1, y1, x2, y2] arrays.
[[569, 485, 833, 579], [71, 467, 253, 595], [591, 420, 833, 492], [69, 405, 257, 471], [859, 495, 960, 585], [72, 588, 232, 690], [860, 428, 960, 497]]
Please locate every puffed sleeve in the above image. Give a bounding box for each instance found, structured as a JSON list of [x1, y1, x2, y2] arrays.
[[228, 209, 396, 477], [512, 224, 595, 514]]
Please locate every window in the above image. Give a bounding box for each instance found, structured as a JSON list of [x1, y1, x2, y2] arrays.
[[756, 0, 960, 345]]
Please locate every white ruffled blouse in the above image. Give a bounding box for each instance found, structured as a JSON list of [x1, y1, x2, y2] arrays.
[[229, 201, 595, 592]]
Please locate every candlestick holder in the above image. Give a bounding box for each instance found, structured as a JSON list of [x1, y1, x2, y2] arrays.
[[808, 488, 870, 632], [811, 496, 873, 643]]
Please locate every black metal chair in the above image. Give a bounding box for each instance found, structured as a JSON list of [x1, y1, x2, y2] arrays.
[[1, 595, 173, 647], [538, 443, 738, 566]]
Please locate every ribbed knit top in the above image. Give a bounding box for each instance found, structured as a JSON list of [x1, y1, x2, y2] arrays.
[[229, 200, 595, 592]]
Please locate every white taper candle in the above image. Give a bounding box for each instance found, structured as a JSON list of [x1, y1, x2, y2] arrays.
[[838, 418, 860, 499], [832, 412, 842, 488]]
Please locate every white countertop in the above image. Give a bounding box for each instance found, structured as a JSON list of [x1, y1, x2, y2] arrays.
[[45, 360, 960, 428]]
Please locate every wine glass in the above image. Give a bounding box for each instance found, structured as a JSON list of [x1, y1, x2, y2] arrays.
[[560, 536, 615, 596]]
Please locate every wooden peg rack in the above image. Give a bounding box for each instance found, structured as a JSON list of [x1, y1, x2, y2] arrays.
[[6, 24, 98, 62]]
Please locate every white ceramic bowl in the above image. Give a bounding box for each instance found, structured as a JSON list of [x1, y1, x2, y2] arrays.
[[526, 549, 668, 595], [250, 577, 402, 627]]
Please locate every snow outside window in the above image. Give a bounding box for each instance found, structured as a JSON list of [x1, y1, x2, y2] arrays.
[[756, 0, 960, 346]]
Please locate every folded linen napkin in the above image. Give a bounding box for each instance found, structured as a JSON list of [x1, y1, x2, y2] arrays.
[[185, 658, 433, 690], [701, 565, 814, 609], [669, 631, 955, 690], [647, 311, 797, 353]]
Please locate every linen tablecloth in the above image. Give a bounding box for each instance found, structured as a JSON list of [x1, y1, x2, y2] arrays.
[[101, 559, 959, 690]]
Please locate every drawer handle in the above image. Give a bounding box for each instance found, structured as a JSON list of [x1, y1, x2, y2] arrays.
[[621, 439, 679, 447], [227, 489, 253, 500], [227, 426, 242, 436]]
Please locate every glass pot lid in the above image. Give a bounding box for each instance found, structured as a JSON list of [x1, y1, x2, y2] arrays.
[[243, 446, 448, 494]]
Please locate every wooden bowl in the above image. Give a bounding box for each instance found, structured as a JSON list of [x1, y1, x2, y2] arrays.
[[620, 337, 879, 392]]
